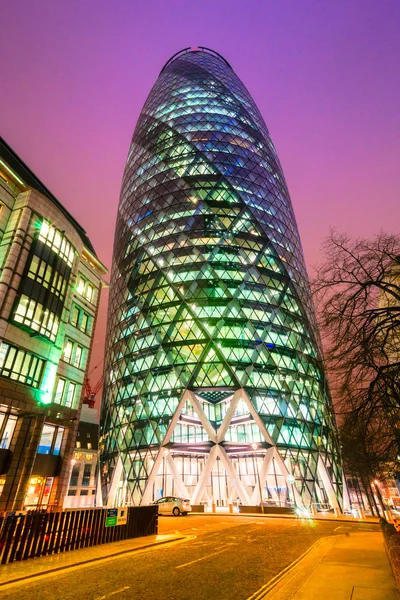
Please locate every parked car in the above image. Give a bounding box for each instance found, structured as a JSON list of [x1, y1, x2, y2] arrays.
[[313, 502, 334, 514], [153, 496, 191, 516]]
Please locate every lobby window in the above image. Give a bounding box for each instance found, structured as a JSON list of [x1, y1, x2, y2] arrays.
[[39, 221, 75, 267], [37, 424, 64, 455], [0, 342, 44, 388], [0, 413, 18, 449]]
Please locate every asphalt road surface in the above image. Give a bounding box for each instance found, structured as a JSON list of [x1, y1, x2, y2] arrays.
[[0, 515, 379, 600]]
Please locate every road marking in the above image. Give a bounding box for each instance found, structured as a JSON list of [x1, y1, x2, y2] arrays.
[[246, 536, 335, 600], [334, 525, 351, 532], [175, 547, 230, 569], [94, 586, 130, 600]]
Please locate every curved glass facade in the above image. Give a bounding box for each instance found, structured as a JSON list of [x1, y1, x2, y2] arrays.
[[101, 48, 343, 510]]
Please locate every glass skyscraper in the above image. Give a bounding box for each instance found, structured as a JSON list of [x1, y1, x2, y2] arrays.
[[100, 48, 343, 511]]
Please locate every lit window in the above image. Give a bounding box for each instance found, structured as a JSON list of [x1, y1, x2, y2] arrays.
[[39, 221, 75, 267], [87, 442, 92, 450], [71, 306, 80, 327], [54, 378, 66, 404], [38, 424, 64, 455], [53, 427, 64, 455], [0, 414, 18, 449], [38, 424, 55, 454], [0, 342, 44, 388], [86, 283, 94, 303], [64, 341, 73, 363], [74, 346, 83, 368], [13, 295, 60, 342], [65, 382, 76, 408], [77, 277, 85, 295]]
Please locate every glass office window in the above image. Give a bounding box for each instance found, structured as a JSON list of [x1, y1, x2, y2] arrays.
[[53, 427, 64, 456], [0, 342, 44, 388], [65, 383, 76, 408], [70, 464, 80, 486], [38, 424, 56, 455], [0, 415, 17, 449], [64, 341, 73, 363], [54, 378, 65, 404], [82, 463, 91, 486], [39, 221, 75, 267], [74, 346, 83, 368]]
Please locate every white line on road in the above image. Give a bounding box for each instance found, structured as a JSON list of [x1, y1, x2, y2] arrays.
[[94, 586, 130, 600], [175, 547, 230, 569]]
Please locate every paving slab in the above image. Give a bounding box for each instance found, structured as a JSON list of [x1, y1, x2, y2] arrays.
[[264, 532, 399, 600]]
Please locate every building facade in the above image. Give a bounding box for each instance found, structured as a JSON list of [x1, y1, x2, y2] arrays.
[[100, 48, 344, 510], [0, 138, 107, 511], [64, 404, 100, 508]]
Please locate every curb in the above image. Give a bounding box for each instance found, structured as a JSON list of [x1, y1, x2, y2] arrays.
[[0, 535, 188, 588], [246, 535, 335, 600], [191, 511, 379, 525]]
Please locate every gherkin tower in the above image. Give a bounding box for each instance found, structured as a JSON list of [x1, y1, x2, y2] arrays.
[[100, 48, 343, 511]]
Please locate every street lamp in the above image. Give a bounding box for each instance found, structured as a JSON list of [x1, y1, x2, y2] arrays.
[[252, 443, 264, 513]]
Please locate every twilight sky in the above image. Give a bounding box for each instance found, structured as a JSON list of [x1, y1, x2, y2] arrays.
[[2, 0, 399, 385]]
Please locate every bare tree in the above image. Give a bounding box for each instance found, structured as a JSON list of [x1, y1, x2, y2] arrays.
[[313, 230, 400, 413], [313, 231, 400, 494]]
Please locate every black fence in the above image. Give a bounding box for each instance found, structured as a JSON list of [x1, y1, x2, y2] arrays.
[[0, 506, 158, 565]]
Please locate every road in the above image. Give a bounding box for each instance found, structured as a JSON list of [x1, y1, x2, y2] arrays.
[[0, 515, 379, 600]]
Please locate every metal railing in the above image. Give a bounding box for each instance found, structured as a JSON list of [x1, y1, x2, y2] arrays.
[[0, 505, 158, 564]]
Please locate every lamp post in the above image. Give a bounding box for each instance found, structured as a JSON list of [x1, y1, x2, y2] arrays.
[[252, 443, 264, 513]]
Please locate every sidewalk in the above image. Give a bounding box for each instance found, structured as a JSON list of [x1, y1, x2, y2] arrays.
[[0, 533, 185, 587], [259, 532, 399, 600]]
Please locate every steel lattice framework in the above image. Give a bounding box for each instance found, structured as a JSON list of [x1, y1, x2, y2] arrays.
[[100, 48, 343, 510]]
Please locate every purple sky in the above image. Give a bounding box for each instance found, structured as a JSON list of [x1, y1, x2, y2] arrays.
[[2, 0, 400, 382]]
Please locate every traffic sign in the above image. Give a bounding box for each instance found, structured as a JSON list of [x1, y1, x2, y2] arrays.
[[117, 508, 127, 525], [105, 508, 118, 527]]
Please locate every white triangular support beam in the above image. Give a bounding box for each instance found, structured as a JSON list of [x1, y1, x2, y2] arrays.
[[240, 390, 275, 446], [342, 467, 351, 510], [317, 456, 341, 512], [250, 447, 274, 504], [141, 448, 168, 505], [216, 390, 241, 443], [191, 445, 219, 505], [218, 446, 251, 505], [271, 448, 304, 508], [107, 455, 123, 507], [166, 453, 190, 499], [187, 391, 217, 442]]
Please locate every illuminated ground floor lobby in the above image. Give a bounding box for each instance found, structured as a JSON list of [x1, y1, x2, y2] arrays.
[[103, 389, 345, 511]]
